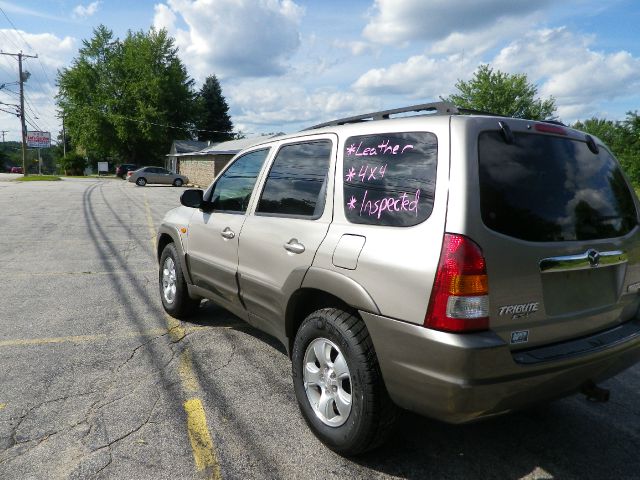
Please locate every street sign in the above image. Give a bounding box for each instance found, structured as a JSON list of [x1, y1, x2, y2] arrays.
[[26, 131, 51, 148]]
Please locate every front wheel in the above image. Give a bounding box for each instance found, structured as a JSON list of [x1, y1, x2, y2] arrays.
[[159, 243, 199, 318], [173, 178, 183, 187], [136, 177, 147, 186], [292, 308, 397, 455]]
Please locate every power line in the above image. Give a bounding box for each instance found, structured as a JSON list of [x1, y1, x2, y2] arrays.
[[0, 106, 17, 115], [0, 7, 35, 52], [0, 26, 21, 52], [64, 105, 246, 135]]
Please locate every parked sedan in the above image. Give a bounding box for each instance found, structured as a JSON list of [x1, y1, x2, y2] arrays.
[[127, 167, 188, 187]]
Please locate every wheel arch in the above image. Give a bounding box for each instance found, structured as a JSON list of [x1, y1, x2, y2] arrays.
[[156, 226, 193, 285], [285, 267, 380, 356]]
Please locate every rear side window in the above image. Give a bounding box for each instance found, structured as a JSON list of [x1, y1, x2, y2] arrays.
[[343, 132, 438, 226], [210, 148, 270, 213], [478, 131, 637, 241], [256, 140, 332, 218]]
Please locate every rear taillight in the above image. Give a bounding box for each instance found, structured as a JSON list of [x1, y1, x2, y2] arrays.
[[425, 233, 490, 332], [127, 171, 133, 177]]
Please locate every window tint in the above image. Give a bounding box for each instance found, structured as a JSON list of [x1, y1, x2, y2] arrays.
[[256, 141, 332, 217], [210, 149, 270, 213], [478, 131, 637, 241], [343, 132, 438, 226]]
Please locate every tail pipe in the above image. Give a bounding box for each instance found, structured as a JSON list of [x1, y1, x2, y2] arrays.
[[581, 380, 610, 402]]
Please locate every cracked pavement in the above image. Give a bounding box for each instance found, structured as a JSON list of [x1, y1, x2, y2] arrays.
[[1, 178, 640, 479]]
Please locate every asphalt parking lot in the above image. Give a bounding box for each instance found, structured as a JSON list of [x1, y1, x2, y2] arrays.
[[1, 176, 639, 479]]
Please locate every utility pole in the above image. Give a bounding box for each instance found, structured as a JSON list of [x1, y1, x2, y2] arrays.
[[0, 51, 38, 176], [0, 130, 7, 142], [62, 115, 66, 157]]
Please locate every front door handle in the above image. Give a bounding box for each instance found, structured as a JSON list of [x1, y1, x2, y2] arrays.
[[284, 238, 305, 254], [220, 227, 235, 240]]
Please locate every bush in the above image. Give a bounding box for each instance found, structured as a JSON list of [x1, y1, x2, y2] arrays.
[[58, 152, 87, 176]]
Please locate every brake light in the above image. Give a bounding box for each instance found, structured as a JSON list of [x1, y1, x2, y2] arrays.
[[425, 233, 490, 332], [127, 171, 133, 177], [534, 123, 567, 135]]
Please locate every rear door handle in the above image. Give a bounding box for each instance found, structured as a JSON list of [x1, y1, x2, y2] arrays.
[[221, 227, 235, 240], [284, 238, 305, 254]]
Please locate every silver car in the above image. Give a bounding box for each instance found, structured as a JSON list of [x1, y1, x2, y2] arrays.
[[156, 102, 640, 455], [128, 166, 188, 187]]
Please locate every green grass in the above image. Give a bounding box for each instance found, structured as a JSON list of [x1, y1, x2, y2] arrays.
[[14, 175, 61, 182]]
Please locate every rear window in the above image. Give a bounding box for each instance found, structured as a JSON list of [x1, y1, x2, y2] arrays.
[[478, 131, 637, 242], [343, 132, 437, 227]]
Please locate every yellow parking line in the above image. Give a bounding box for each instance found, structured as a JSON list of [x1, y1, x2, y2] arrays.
[[179, 350, 199, 394], [0, 403, 6, 411], [10, 270, 156, 277], [0, 326, 208, 348], [144, 193, 221, 478], [184, 398, 221, 478]]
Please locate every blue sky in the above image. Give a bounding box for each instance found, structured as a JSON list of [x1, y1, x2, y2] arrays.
[[0, 0, 639, 143]]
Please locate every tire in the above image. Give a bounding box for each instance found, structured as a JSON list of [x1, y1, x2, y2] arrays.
[[136, 177, 147, 186], [173, 178, 183, 187], [159, 243, 200, 318], [292, 308, 397, 455]]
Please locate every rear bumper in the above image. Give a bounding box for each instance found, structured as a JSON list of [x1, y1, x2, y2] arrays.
[[361, 311, 640, 423]]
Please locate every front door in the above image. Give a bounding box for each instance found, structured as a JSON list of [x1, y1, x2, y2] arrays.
[[187, 148, 272, 312]]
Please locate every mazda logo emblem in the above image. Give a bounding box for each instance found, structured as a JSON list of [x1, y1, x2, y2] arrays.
[[587, 249, 600, 267]]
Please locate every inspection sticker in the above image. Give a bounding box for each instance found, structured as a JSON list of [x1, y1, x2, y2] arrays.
[[511, 330, 529, 344]]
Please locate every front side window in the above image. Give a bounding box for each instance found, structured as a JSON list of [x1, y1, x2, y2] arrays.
[[209, 148, 270, 213], [342, 132, 438, 226], [256, 140, 332, 218], [478, 131, 637, 241]]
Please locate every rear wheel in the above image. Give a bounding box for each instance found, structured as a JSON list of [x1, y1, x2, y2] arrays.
[[136, 177, 147, 186], [292, 308, 397, 455], [173, 178, 184, 187], [159, 243, 199, 318]]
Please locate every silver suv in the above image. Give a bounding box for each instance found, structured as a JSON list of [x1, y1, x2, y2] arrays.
[[157, 102, 640, 454]]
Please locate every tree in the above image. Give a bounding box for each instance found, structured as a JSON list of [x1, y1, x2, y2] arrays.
[[58, 152, 87, 176], [573, 112, 640, 185], [57, 25, 196, 164], [194, 75, 234, 143], [444, 64, 556, 120]]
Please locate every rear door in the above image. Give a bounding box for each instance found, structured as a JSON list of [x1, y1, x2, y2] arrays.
[[455, 119, 640, 348], [157, 167, 174, 184], [237, 135, 336, 339]]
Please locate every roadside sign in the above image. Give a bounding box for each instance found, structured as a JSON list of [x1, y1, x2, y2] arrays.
[[27, 131, 51, 148]]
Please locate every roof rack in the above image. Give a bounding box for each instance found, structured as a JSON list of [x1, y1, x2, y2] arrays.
[[303, 101, 459, 130], [457, 107, 506, 117]]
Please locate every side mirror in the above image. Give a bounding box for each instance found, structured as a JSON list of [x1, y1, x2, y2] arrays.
[[180, 189, 204, 208]]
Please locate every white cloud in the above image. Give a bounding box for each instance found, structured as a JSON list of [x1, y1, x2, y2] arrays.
[[152, 3, 176, 30], [227, 81, 380, 132], [0, 30, 77, 140], [73, 1, 101, 19], [492, 28, 640, 120], [363, 0, 552, 45], [153, 0, 303, 80], [353, 54, 470, 99], [332, 40, 374, 56], [352, 24, 640, 124]]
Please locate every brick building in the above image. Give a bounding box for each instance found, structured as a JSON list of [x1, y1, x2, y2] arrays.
[[169, 137, 279, 187]]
